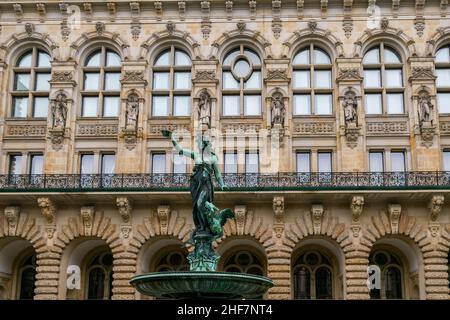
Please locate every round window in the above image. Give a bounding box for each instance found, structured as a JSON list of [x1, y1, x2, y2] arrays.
[[232, 57, 252, 79]]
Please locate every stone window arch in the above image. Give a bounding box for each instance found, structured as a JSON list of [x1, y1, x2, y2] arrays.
[[81, 46, 122, 118], [435, 45, 450, 114], [221, 45, 262, 117], [85, 249, 113, 300], [363, 44, 405, 115], [292, 44, 333, 116], [150, 46, 192, 117], [292, 250, 334, 299], [369, 249, 405, 299], [11, 48, 51, 118]]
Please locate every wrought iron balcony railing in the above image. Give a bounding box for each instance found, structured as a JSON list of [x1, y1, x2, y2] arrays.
[[0, 172, 450, 192]]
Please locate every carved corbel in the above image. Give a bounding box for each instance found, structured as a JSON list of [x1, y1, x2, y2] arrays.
[[157, 205, 171, 235], [234, 205, 247, 235], [388, 204, 402, 234], [80, 206, 95, 236], [272, 196, 285, 239], [311, 204, 324, 235], [429, 195, 444, 237], [4, 206, 20, 236], [350, 195, 364, 237], [37, 197, 56, 238], [117, 197, 132, 223]]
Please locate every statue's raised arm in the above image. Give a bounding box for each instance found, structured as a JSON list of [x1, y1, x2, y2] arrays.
[[161, 130, 196, 160]]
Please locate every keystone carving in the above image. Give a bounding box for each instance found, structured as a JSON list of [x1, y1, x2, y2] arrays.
[[388, 204, 402, 234], [37, 197, 57, 238], [234, 205, 247, 236], [80, 206, 95, 236], [311, 204, 324, 235], [4, 206, 20, 236]]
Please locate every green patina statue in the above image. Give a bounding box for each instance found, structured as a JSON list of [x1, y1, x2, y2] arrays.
[[161, 129, 235, 272]]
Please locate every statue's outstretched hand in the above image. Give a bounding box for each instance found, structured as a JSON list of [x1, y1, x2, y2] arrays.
[[220, 184, 228, 191], [161, 130, 172, 138]]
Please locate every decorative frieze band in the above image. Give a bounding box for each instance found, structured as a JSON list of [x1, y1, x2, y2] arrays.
[[221, 123, 261, 134], [439, 121, 450, 135], [5, 124, 47, 137], [76, 123, 118, 136], [148, 124, 190, 136], [366, 121, 409, 135], [293, 121, 335, 135]]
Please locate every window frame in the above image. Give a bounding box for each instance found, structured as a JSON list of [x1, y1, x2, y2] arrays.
[[435, 45, 450, 115]]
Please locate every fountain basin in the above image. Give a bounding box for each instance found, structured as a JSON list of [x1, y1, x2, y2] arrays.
[[130, 271, 274, 299]]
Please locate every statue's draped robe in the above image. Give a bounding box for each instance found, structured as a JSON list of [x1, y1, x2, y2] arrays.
[[190, 162, 215, 235]]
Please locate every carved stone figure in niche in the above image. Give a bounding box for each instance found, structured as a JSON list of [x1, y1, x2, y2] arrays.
[[126, 94, 139, 130], [343, 91, 358, 126], [198, 89, 211, 129], [418, 91, 433, 125], [271, 92, 285, 127], [51, 92, 68, 129]]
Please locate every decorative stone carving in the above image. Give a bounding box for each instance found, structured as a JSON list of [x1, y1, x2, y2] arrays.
[[131, 23, 141, 41], [6, 125, 46, 137], [440, 121, 450, 135], [198, 89, 212, 130], [80, 206, 95, 236], [350, 196, 364, 237], [225, 1, 233, 20], [249, 0, 257, 19], [234, 205, 247, 235], [121, 71, 146, 84], [84, 3, 93, 20], [148, 124, 190, 136], [271, 1, 282, 39], [154, 1, 163, 20], [13, 3, 23, 22], [157, 205, 171, 235], [342, 19, 353, 38], [380, 17, 389, 31], [343, 90, 358, 127], [418, 90, 434, 125], [294, 121, 335, 135], [237, 21, 246, 33], [271, 90, 286, 128], [273, 196, 285, 239], [308, 20, 318, 32], [337, 68, 362, 81], [410, 67, 436, 80], [96, 22, 105, 36], [107, 2, 116, 20], [36, 3, 46, 22], [222, 123, 261, 135], [415, 19, 425, 37], [51, 91, 68, 129], [429, 195, 444, 222], [77, 124, 118, 136], [297, 0, 304, 18], [311, 204, 324, 235], [125, 93, 139, 130], [25, 23, 34, 36], [193, 70, 217, 83], [265, 69, 289, 82], [388, 204, 401, 234], [4, 207, 20, 235], [178, 1, 186, 20], [37, 197, 56, 238], [166, 21, 175, 34], [51, 71, 74, 83], [366, 121, 408, 135], [117, 197, 132, 223], [201, 1, 211, 39]]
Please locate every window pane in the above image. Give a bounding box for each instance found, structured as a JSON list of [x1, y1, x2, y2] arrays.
[[315, 94, 332, 115], [153, 72, 170, 90], [314, 70, 332, 88], [82, 97, 98, 117], [369, 152, 384, 172], [103, 96, 120, 117], [244, 71, 261, 89], [33, 97, 49, 117], [314, 49, 331, 64], [30, 155, 43, 175], [391, 152, 405, 172], [296, 153, 311, 173], [155, 51, 170, 66], [234, 59, 251, 78], [152, 154, 166, 174], [437, 93, 450, 113], [223, 95, 240, 116], [174, 96, 190, 116], [14, 73, 30, 90], [106, 51, 121, 67], [244, 49, 261, 65], [385, 69, 403, 87], [318, 153, 332, 172], [174, 72, 191, 90], [293, 71, 310, 88], [443, 151, 450, 171], [224, 153, 238, 173], [85, 51, 101, 67], [152, 96, 169, 116], [436, 69, 450, 87], [294, 95, 311, 115], [364, 70, 381, 88], [101, 154, 115, 174], [13, 97, 28, 117], [245, 153, 259, 173], [175, 50, 191, 66], [363, 48, 380, 64], [384, 47, 401, 64], [9, 155, 22, 175], [35, 73, 51, 91], [365, 94, 382, 114], [17, 52, 32, 67], [223, 72, 239, 89], [223, 49, 240, 66], [387, 94, 404, 114], [173, 154, 186, 174], [293, 49, 310, 65], [104, 72, 121, 91], [84, 73, 100, 91], [436, 47, 450, 63], [37, 52, 51, 67], [80, 155, 94, 174], [315, 267, 333, 299], [244, 95, 261, 116]]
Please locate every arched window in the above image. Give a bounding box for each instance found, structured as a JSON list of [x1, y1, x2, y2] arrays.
[[369, 250, 404, 299], [435, 45, 450, 114], [363, 44, 404, 115], [154, 250, 189, 272], [222, 46, 262, 116], [293, 251, 333, 299], [86, 251, 113, 300], [16, 253, 36, 300], [222, 250, 265, 276], [292, 45, 332, 115], [151, 47, 192, 117], [11, 48, 51, 118], [81, 47, 121, 117]]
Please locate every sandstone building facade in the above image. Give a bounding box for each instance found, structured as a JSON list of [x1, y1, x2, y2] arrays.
[[0, 0, 449, 300]]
